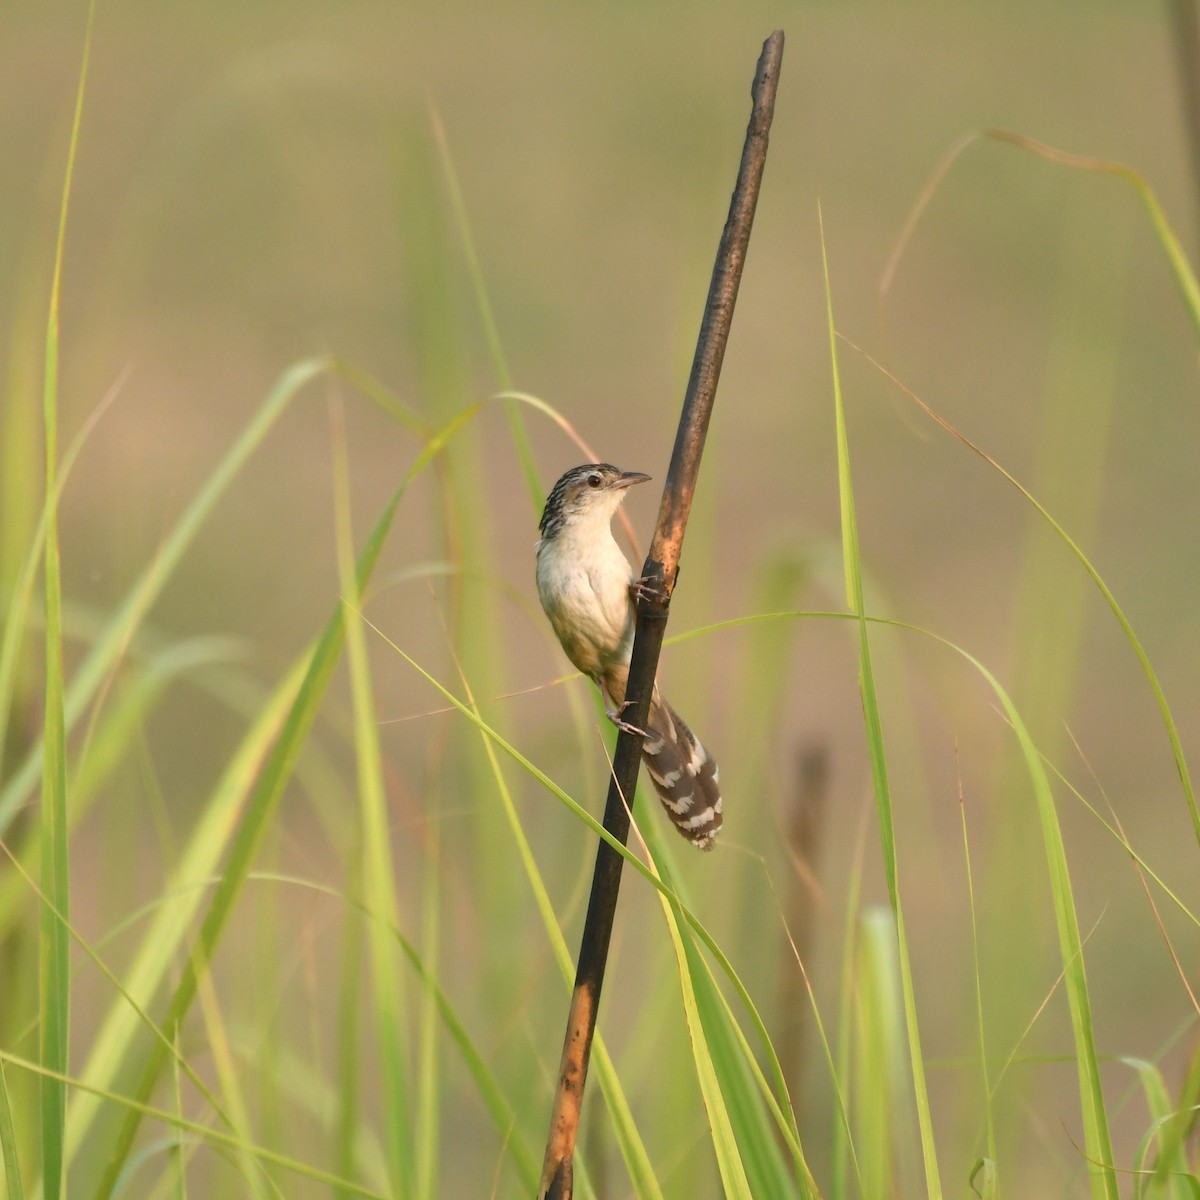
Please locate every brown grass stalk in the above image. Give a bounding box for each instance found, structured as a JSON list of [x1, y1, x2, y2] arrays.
[[536, 29, 785, 1200]]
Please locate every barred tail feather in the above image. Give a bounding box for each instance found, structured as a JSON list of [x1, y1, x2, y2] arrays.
[[641, 698, 723, 851]]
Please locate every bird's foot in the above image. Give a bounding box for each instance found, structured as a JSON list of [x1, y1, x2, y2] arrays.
[[606, 701, 647, 738], [630, 575, 668, 606]]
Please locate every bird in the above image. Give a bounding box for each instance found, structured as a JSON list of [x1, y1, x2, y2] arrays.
[[535, 463, 722, 850]]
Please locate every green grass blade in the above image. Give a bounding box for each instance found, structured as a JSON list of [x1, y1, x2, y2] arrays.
[[67, 636, 246, 813], [395, 919, 536, 1191], [969, 1157, 1000, 1199], [370, 617, 820, 1197], [91, 403, 478, 1199], [61, 655, 305, 1170], [330, 358, 433, 438], [831, 832, 866, 1200], [688, 604, 1124, 1198], [191, 960, 275, 1199], [427, 104, 540, 507], [0, 1059, 23, 1200], [38, 500, 69, 1200], [682, 600, 1165, 1197], [0, 356, 330, 839], [821, 207, 943, 1200], [390, 135, 527, 1030], [982, 130, 1200, 338], [0, 634, 254, 942], [37, 4, 97, 1194], [877, 136, 1200, 843], [0, 368, 123, 806], [334, 868, 364, 1200], [415, 818, 440, 1200], [3, 1051, 389, 1199], [331, 402, 413, 1199], [864, 341, 1199, 836], [246, 868, 540, 1194], [885, 129, 1200, 346], [965, 658, 1117, 1199], [91, 573, 370, 1195], [687, 940, 808, 1198], [0, 835, 244, 1146], [379, 894, 539, 1192], [0, 274, 45, 805], [643, 826, 813, 1196], [853, 909, 908, 1200], [960, 786, 999, 1182], [1122, 1058, 1195, 1200], [435, 640, 661, 1198], [657, 892, 752, 1200]]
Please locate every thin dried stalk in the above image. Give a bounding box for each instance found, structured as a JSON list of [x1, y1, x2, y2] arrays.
[[537, 29, 785, 1200]]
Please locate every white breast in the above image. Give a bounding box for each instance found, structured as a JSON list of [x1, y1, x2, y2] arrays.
[[536, 525, 635, 679]]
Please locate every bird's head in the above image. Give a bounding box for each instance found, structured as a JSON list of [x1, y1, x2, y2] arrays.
[[538, 463, 651, 540]]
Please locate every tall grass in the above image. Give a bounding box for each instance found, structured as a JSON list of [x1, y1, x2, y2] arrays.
[[2, 12, 1199, 1200], [35, 6, 96, 1197]]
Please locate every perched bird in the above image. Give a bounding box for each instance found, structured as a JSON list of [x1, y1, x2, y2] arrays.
[[535, 463, 722, 850]]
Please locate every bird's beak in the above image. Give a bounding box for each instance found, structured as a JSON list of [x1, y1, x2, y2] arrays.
[[616, 471, 651, 489]]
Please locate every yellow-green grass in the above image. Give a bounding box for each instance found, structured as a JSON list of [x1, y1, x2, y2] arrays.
[[4, 5, 1200, 1198]]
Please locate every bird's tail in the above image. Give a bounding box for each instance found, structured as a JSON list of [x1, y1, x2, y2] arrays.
[[642, 697, 723, 851]]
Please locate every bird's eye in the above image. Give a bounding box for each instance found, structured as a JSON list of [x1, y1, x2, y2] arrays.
[[586, 473, 602, 488]]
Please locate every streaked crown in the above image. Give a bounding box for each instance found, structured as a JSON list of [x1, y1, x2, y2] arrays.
[[538, 463, 649, 539]]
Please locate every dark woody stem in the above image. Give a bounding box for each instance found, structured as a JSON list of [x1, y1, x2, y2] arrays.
[[537, 30, 785, 1200]]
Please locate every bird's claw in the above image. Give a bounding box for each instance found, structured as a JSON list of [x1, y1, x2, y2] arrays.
[[606, 701, 647, 738], [630, 575, 668, 606]]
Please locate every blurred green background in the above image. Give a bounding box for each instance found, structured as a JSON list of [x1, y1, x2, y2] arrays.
[[3, 1, 1200, 1196]]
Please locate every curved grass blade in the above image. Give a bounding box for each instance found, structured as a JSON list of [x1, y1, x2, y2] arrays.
[[881, 128, 1200, 341], [427, 103, 540, 507], [640, 821, 813, 1196], [973, 648, 1118, 1200], [1122, 1057, 1197, 1200], [253, 870, 542, 1193], [969, 1157, 999, 1199], [842, 340, 1200, 852], [821, 205, 943, 1200], [200, 877, 515, 1198], [667, 597, 1133, 1200], [874, 132, 1200, 842], [0, 838, 244, 1179], [897, 626, 1120, 1200], [0, 631, 246, 946], [0, 356, 331, 839], [686, 602, 1122, 1197], [676, 908, 812, 1197], [658, 894, 752, 1200], [2, 1050, 390, 1199], [0, 362, 125, 800]]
